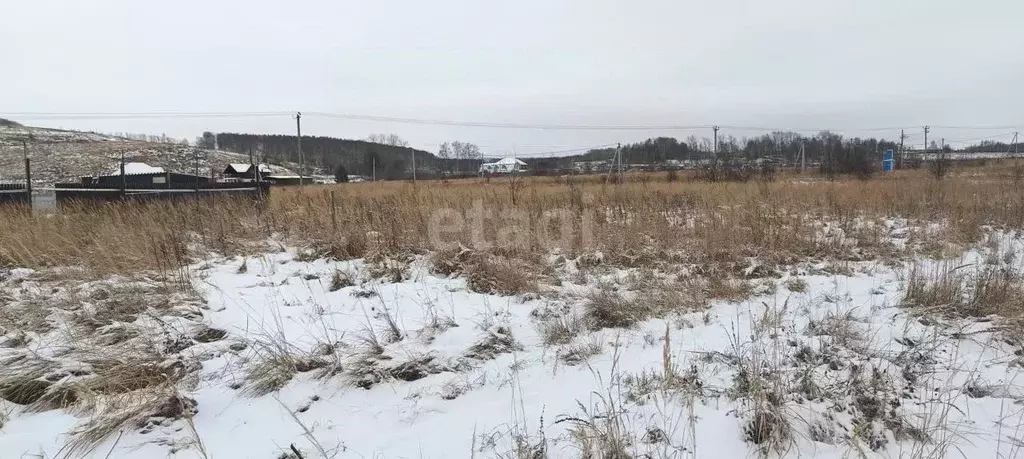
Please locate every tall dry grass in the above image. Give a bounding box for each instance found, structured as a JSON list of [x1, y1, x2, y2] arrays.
[[1, 162, 1022, 278]]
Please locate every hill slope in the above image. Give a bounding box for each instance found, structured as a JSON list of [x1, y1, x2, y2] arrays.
[[214, 133, 467, 180], [0, 125, 295, 185]]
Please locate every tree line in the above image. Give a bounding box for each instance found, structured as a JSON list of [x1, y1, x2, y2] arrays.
[[572, 132, 903, 166], [205, 132, 479, 179], [202, 129, 1019, 180]]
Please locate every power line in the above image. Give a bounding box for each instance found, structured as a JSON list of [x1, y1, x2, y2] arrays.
[[304, 112, 716, 131], [942, 132, 1016, 145], [930, 125, 1023, 130], [3, 110, 1022, 135], [478, 143, 619, 159], [2, 111, 291, 120], [308, 114, 935, 133]]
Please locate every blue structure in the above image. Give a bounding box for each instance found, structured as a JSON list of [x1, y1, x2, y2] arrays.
[[882, 149, 894, 172]]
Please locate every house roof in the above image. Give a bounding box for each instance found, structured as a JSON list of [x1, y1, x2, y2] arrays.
[[225, 163, 272, 174], [112, 162, 166, 175], [483, 157, 527, 166]]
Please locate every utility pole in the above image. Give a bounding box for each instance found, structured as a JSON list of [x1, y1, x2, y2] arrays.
[[614, 143, 619, 179], [605, 143, 623, 184], [194, 148, 201, 192], [799, 142, 806, 173], [713, 126, 720, 160], [22, 141, 31, 204], [372, 157, 376, 182], [248, 147, 258, 198], [617, 143, 623, 183], [411, 147, 416, 182], [899, 130, 906, 169], [940, 136, 947, 175], [923, 125, 930, 161], [120, 150, 127, 199], [296, 112, 304, 187], [1014, 132, 1019, 159]]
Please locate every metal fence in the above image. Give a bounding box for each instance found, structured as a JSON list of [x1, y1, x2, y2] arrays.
[[52, 182, 270, 206], [0, 158, 270, 211], [0, 183, 30, 207]]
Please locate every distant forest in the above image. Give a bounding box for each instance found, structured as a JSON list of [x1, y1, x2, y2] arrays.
[[203, 130, 1020, 179], [204, 132, 474, 180]]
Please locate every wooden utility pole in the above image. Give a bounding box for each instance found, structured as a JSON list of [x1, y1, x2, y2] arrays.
[[410, 147, 416, 182], [899, 130, 905, 169], [605, 143, 623, 184], [372, 157, 376, 182], [923, 125, 930, 161], [617, 143, 623, 182], [22, 141, 31, 203], [713, 125, 720, 160], [120, 150, 127, 198], [797, 143, 802, 172], [940, 136, 946, 174], [249, 147, 261, 198], [296, 112, 304, 187], [194, 149, 201, 192]]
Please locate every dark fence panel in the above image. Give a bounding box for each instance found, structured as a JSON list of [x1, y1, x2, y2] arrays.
[[0, 183, 30, 207]]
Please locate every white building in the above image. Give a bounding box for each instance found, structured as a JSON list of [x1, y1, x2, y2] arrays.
[[479, 157, 527, 175], [113, 162, 166, 175]]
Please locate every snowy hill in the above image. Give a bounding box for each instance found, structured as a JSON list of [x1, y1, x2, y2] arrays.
[[0, 124, 296, 184]]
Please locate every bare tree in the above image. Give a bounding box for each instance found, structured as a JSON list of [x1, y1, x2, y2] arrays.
[[698, 138, 714, 157], [438, 142, 453, 174], [366, 133, 409, 147], [445, 141, 481, 174], [438, 142, 452, 159]]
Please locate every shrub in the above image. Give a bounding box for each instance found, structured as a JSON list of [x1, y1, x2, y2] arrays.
[[464, 255, 537, 296], [584, 290, 642, 329]]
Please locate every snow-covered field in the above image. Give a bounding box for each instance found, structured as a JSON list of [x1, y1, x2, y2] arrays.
[[3, 230, 1024, 458]]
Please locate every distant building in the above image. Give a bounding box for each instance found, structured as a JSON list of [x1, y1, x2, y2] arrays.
[[479, 157, 527, 175], [223, 163, 272, 180], [117, 162, 166, 175], [263, 175, 304, 186], [80, 162, 209, 188], [572, 160, 610, 174]]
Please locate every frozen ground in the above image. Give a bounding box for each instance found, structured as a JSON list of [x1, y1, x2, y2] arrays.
[[3, 235, 1024, 458]]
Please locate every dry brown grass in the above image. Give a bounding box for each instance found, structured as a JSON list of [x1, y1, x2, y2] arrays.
[[903, 261, 1024, 320], [584, 290, 643, 330], [464, 254, 539, 296], [2, 163, 1023, 280], [62, 385, 198, 457]]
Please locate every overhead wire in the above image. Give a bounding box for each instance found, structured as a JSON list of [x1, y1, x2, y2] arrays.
[[1, 112, 291, 120], [303, 112, 715, 131], [478, 143, 619, 159], [2, 110, 1020, 133], [940, 132, 1015, 145]]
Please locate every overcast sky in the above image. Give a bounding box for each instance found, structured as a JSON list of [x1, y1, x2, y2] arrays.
[[3, 0, 1023, 156]]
